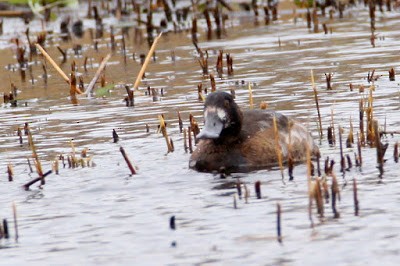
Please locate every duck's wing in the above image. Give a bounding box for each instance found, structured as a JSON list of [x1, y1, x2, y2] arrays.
[[241, 110, 291, 137]]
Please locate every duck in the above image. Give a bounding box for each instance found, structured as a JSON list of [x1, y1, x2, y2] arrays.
[[189, 91, 319, 173]]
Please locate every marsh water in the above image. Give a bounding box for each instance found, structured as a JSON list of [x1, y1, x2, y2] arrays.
[[1, 1, 400, 265]]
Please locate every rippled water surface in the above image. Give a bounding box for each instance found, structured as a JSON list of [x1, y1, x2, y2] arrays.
[[1, 1, 400, 265]]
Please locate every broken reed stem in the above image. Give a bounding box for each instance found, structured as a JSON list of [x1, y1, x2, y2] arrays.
[[159, 115, 174, 153], [311, 70, 323, 139], [84, 53, 112, 96], [277, 202, 282, 243], [353, 178, 359, 216], [119, 147, 137, 175], [35, 43, 70, 84], [133, 32, 163, 90], [23, 170, 52, 190], [273, 115, 285, 181]]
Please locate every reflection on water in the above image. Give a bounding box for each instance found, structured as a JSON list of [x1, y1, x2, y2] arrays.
[[1, 1, 400, 265]]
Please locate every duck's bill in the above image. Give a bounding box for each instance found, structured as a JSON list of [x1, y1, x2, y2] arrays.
[[196, 114, 224, 139]]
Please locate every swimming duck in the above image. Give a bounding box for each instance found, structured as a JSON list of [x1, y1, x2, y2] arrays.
[[189, 91, 319, 173]]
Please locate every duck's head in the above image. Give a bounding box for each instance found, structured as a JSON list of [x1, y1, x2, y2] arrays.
[[197, 91, 243, 140]]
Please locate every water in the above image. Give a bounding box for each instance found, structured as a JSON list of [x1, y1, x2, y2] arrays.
[[1, 1, 400, 265]]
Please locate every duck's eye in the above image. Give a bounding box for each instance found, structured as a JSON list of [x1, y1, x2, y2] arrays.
[[224, 100, 230, 108]]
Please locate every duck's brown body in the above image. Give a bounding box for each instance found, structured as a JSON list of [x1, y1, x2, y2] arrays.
[[189, 91, 319, 173], [190, 109, 319, 172]]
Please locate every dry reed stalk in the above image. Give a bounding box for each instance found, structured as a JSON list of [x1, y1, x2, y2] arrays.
[[7, 163, 13, 182], [210, 73, 216, 92], [56, 46, 67, 63], [191, 17, 198, 43], [248, 83, 253, 109], [190, 114, 200, 139], [85, 53, 112, 96], [27, 129, 44, 178], [133, 33, 163, 90], [233, 193, 237, 209], [226, 54, 233, 76], [338, 126, 345, 173], [159, 115, 174, 153], [353, 178, 359, 216], [366, 88, 375, 145], [53, 158, 59, 175], [327, 126, 334, 145], [306, 145, 314, 227], [359, 98, 365, 145], [325, 72, 333, 90], [389, 68, 395, 81], [197, 83, 205, 101], [183, 128, 188, 153], [244, 184, 249, 203], [35, 44, 70, 84], [12, 202, 18, 242], [263, 5, 270, 25], [288, 123, 294, 181], [17, 127, 23, 145], [170, 215, 176, 230], [277, 203, 282, 243], [322, 178, 330, 204], [236, 179, 242, 199], [255, 181, 261, 199], [394, 142, 399, 163], [112, 129, 119, 143], [119, 147, 137, 175], [188, 126, 193, 153], [3, 219, 9, 239], [273, 116, 284, 181], [177, 111, 183, 133], [331, 172, 340, 218], [203, 8, 212, 40], [311, 70, 323, 139], [216, 50, 223, 77], [312, 7, 319, 33], [314, 178, 324, 217], [346, 117, 354, 148], [373, 120, 385, 177], [0, 10, 33, 17]]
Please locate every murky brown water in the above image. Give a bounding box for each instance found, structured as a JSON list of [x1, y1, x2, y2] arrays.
[[1, 1, 400, 265]]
